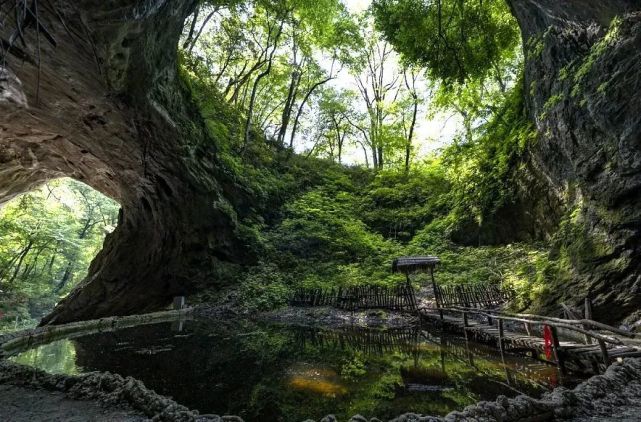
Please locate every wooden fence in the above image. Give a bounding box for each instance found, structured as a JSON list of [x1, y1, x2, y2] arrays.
[[434, 282, 512, 309], [290, 284, 418, 311], [295, 326, 420, 355]]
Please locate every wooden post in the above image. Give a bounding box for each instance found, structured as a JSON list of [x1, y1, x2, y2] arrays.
[[462, 311, 469, 341], [598, 339, 609, 367], [430, 267, 443, 320], [584, 296, 594, 344], [549, 326, 565, 373], [172, 296, 186, 310], [524, 322, 532, 336], [498, 319, 505, 350], [585, 296, 593, 320]]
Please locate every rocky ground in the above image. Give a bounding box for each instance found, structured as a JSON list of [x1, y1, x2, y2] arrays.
[[0, 360, 239, 422], [257, 306, 419, 328], [0, 384, 146, 422]]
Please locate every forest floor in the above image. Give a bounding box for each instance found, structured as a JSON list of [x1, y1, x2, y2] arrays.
[[0, 384, 146, 421]]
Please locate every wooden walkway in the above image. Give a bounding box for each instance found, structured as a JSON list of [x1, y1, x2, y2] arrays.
[[420, 306, 641, 373]]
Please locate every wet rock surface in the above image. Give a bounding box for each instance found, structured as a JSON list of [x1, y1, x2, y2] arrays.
[[506, 1, 641, 322], [0, 384, 147, 422], [0, 360, 228, 421], [369, 358, 641, 422]]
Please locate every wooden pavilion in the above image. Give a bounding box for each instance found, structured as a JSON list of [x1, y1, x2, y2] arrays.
[[392, 255, 440, 315]]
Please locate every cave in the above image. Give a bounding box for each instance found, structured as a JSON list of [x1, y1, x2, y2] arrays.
[[0, 0, 640, 326]]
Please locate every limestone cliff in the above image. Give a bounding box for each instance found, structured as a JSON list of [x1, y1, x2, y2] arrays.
[[507, 0, 641, 322]]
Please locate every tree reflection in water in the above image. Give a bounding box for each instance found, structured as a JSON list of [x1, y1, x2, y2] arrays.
[[8, 320, 579, 421]]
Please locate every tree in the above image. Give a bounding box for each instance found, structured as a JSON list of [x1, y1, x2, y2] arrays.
[[351, 18, 401, 169], [182, 0, 361, 153], [372, 0, 520, 85], [313, 87, 356, 163], [0, 179, 119, 325], [401, 68, 420, 172]]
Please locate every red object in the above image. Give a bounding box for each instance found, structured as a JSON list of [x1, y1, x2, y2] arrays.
[[543, 325, 553, 360]]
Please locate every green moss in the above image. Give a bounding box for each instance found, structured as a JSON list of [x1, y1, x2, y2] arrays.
[[526, 33, 546, 58], [573, 16, 622, 84], [558, 65, 571, 81], [597, 81, 609, 94], [543, 94, 563, 111]]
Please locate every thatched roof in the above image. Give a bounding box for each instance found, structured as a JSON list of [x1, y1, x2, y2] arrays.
[[392, 256, 440, 274]]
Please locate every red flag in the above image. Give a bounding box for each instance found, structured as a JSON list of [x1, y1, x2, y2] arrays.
[[543, 325, 553, 360]]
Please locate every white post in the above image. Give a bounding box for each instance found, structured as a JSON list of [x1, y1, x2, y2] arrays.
[[172, 296, 186, 310]]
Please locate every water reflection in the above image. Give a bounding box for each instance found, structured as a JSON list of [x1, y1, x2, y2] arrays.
[[10, 338, 80, 375], [8, 320, 575, 421]]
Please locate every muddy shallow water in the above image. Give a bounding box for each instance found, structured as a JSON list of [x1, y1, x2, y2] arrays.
[[9, 318, 582, 422]]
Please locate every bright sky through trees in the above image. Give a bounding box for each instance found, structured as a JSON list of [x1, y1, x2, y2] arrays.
[[183, 0, 517, 168], [313, 0, 462, 164]]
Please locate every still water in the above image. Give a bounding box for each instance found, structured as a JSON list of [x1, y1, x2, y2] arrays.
[[10, 319, 574, 421]]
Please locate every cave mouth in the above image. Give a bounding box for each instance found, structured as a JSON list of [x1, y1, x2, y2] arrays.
[[0, 178, 120, 332]]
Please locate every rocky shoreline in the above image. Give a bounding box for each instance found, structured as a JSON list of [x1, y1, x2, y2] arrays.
[[2, 356, 641, 421]]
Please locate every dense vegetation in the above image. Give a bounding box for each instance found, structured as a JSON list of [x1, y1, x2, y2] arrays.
[[178, 0, 558, 314], [0, 0, 569, 326], [0, 179, 119, 331]]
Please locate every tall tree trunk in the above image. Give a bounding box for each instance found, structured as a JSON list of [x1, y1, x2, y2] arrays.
[[187, 9, 217, 54], [289, 76, 333, 148], [55, 261, 74, 293], [404, 71, 418, 173], [277, 69, 300, 144], [277, 41, 302, 145], [182, 6, 200, 49], [244, 21, 283, 148], [8, 240, 33, 284]]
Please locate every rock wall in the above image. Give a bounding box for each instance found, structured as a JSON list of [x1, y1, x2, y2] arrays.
[[0, 0, 248, 324], [503, 0, 641, 322]]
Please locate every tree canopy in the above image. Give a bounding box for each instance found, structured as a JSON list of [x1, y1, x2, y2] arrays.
[[371, 0, 520, 85]]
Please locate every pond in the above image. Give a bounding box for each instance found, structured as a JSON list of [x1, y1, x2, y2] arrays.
[[9, 319, 577, 421]]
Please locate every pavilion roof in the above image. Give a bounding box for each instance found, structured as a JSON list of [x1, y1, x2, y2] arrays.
[[392, 256, 440, 274]]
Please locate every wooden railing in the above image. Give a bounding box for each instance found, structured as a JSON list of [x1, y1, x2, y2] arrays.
[[290, 284, 418, 311], [435, 305, 635, 369], [434, 282, 513, 309]]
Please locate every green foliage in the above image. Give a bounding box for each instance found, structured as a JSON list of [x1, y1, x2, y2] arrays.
[[569, 16, 622, 99], [0, 179, 119, 332], [359, 160, 451, 240], [273, 188, 387, 262], [372, 0, 520, 85], [440, 80, 535, 226], [237, 264, 294, 312], [180, 60, 543, 312], [179, 6, 550, 314]]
